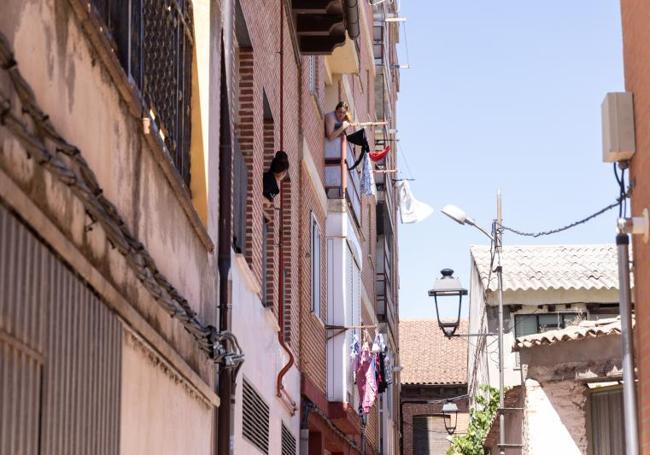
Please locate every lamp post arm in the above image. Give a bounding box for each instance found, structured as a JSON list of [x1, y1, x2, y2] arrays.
[[468, 222, 494, 242]]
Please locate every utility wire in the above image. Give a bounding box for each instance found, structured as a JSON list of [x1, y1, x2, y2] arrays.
[[498, 194, 628, 238]]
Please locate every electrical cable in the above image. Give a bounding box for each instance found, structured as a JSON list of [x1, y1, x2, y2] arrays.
[[500, 162, 630, 238], [498, 195, 628, 238]]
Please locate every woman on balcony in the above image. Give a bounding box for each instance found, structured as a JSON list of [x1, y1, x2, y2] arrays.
[[325, 101, 355, 140]]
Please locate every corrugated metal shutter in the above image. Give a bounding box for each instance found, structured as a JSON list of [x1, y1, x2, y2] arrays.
[[591, 387, 625, 455], [280, 423, 296, 455], [0, 203, 121, 455], [242, 378, 270, 454]]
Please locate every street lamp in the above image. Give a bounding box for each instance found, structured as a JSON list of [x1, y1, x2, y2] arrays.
[[428, 268, 467, 338], [441, 193, 507, 455], [442, 401, 459, 435]]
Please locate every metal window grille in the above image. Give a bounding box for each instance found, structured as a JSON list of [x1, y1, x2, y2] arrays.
[[90, 0, 193, 186], [281, 423, 296, 455], [311, 215, 321, 317], [261, 217, 271, 307], [232, 137, 248, 255], [242, 379, 270, 454]]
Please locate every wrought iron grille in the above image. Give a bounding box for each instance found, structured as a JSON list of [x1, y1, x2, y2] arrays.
[[90, 0, 194, 187]]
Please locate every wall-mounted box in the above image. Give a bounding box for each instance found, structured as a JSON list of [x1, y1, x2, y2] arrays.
[[602, 92, 636, 163]]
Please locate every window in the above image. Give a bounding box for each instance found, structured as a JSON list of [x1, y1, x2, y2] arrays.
[[514, 313, 581, 338], [262, 217, 270, 307], [311, 215, 321, 317], [233, 137, 248, 255], [590, 387, 624, 454], [90, 0, 193, 185]]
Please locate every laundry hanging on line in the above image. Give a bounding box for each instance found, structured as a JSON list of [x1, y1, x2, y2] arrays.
[[360, 153, 376, 198], [396, 180, 434, 224], [349, 332, 391, 415], [346, 128, 391, 170]]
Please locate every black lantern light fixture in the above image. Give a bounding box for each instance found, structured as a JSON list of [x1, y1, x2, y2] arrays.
[[428, 268, 467, 338], [442, 400, 459, 435]]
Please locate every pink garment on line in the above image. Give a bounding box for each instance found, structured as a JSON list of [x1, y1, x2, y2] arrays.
[[356, 348, 377, 414]]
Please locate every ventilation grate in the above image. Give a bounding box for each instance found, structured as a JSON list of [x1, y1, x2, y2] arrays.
[[281, 423, 297, 455], [242, 379, 270, 454]]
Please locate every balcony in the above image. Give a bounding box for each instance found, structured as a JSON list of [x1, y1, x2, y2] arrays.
[[376, 208, 397, 335], [290, 0, 359, 55], [324, 136, 362, 227]]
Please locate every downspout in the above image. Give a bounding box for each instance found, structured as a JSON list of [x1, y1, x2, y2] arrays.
[[217, 0, 235, 453], [276, 0, 298, 416], [344, 0, 360, 40]]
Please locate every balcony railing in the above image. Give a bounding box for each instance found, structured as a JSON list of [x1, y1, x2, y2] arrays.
[[324, 136, 362, 226], [90, 0, 193, 187]]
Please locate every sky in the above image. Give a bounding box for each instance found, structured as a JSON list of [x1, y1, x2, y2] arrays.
[[396, 1, 625, 320]]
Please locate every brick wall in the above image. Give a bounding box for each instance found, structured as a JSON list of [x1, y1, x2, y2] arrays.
[[234, 1, 399, 451], [621, 0, 650, 451], [236, 1, 301, 358]]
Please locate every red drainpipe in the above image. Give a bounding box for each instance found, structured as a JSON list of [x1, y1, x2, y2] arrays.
[[276, 0, 297, 416]]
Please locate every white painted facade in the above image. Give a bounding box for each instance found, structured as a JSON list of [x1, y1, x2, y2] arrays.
[[231, 254, 301, 454], [326, 199, 363, 407]]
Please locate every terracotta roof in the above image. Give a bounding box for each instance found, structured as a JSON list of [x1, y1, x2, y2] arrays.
[[399, 319, 468, 385], [513, 317, 623, 351], [471, 244, 619, 292]]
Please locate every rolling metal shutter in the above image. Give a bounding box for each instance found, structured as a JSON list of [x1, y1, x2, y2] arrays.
[[0, 202, 121, 455]]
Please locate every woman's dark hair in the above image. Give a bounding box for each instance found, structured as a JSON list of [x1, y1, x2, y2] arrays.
[[335, 101, 349, 111], [270, 150, 290, 173]]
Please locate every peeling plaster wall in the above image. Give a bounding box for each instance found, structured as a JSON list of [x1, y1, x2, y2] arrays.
[[0, 0, 222, 452], [523, 379, 587, 455], [0, 0, 220, 376]]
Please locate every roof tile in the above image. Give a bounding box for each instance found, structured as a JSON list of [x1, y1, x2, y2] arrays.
[[471, 244, 620, 292], [399, 319, 468, 385]]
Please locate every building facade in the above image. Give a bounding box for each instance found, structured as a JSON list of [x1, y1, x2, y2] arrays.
[[467, 245, 620, 400], [620, 0, 650, 452], [399, 320, 470, 455], [0, 0, 401, 454], [0, 1, 225, 453]]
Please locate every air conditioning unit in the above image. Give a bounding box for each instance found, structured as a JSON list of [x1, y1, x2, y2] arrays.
[[602, 92, 636, 163]]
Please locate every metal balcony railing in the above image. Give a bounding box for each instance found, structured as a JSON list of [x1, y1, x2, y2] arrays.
[[324, 136, 362, 226], [90, 0, 193, 186]]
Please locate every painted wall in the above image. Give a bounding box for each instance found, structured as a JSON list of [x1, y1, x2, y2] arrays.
[[620, 0, 650, 451], [231, 257, 301, 454], [121, 331, 214, 455], [522, 379, 587, 455], [0, 0, 222, 453]]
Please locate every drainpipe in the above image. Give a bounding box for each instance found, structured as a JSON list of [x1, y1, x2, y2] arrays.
[[217, 0, 235, 453], [344, 0, 360, 40], [616, 232, 639, 455], [276, 0, 297, 416]]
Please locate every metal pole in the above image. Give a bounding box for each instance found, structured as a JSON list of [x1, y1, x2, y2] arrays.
[[616, 232, 639, 455], [496, 191, 505, 455]]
